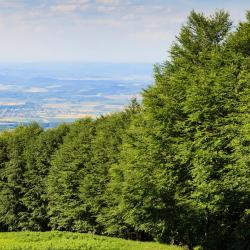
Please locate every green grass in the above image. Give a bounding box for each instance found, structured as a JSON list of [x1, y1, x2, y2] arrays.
[[0, 231, 184, 250]]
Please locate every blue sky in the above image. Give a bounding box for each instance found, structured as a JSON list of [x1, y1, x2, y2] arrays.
[[0, 0, 249, 63]]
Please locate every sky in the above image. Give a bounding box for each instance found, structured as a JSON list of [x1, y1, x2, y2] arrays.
[[0, 0, 249, 63]]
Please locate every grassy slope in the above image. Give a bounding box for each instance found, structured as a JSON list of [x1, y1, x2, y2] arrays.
[[0, 231, 184, 250]]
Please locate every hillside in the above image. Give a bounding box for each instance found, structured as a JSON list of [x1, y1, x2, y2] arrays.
[[0, 231, 183, 250]]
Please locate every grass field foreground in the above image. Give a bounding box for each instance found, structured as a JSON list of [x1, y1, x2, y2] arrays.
[[0, 231, 184, 250]]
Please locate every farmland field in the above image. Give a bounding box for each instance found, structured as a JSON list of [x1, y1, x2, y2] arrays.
[[0, 62, 152, 131], [0, 231, 183, 250]]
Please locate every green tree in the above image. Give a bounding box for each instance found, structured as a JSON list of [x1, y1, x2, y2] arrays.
[[227, 11, 250, 56], [19, 124, 69, 230], [47, 119, 95, 232], [102, 10, 250, 250], [0, 132, 9, 231], [84, 105, 140, 235], [0, 123, 42, 231]]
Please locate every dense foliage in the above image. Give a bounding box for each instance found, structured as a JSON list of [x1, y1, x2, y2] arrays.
[[0, 11, 249, 250]]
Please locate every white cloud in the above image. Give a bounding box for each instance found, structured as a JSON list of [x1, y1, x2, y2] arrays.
[[0, 0, 247, 63], [79, 4, 89, 11], [0, 1, 24, 9], [95, 0, 121, 5], [0, 101, 25, 106], [73, 17, 123, 28], [50, 4, 78, 12], [135, 30, 172, 41], [96, 5, 117, 13], [68, 0, 90, 3], [24, 87, 48, 93], [33, 25, 48, 33], [50, 0, 90, 13], [46, 85, 62, 89], [0, 84, 15, 91]]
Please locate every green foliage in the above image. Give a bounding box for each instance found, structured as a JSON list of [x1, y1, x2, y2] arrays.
[[227, 11, 250, 56], [80, 111, 134, 233], [0, 123, 43, 231], [21, 124, 69, 230], [47, 119, 95, 232]]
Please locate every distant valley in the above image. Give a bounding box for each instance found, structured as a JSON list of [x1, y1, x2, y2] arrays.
[[0, 62, 152, 130]]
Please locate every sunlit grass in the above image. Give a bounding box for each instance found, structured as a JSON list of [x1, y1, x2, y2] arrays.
[[0, 231, 184, 250]]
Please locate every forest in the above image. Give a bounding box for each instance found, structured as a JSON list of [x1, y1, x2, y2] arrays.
[[0, 11, 249, 250]]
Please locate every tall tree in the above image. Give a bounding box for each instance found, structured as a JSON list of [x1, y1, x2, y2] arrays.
[[20, 124, 69, 230], [103, 11, 249, 250], [0, 123, 42, 231], [0, 132, 9, 231], [47, 119, 95, 232]]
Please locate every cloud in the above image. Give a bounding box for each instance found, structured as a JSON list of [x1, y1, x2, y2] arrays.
[[0, 1, 24, 9], [135, 30, 172, 41], [50, 4, 78, 12], [50, 0, 90, 13], [50, 0, 123, 14], [73, 17, 123, 28], [0, 84, 16, 91], [0, 0, 247, 63], [96, 5, 116, 13], [24, 87, 48, 93], [46, 85, 62, 89], [33, 25, 48, 33], [0, 101, 25, 106], [67, 0, 90, 4], [95, 0, 121, 5]]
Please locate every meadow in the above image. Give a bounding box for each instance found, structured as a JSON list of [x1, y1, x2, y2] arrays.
[[0, 231, 184, 250]]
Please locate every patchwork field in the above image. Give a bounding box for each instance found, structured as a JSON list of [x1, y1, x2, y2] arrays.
[[0, 231, 183, 250], [0, 63, 152, 130]]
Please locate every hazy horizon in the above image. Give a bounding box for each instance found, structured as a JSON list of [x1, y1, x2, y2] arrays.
[[0, 62, 152, 130]]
